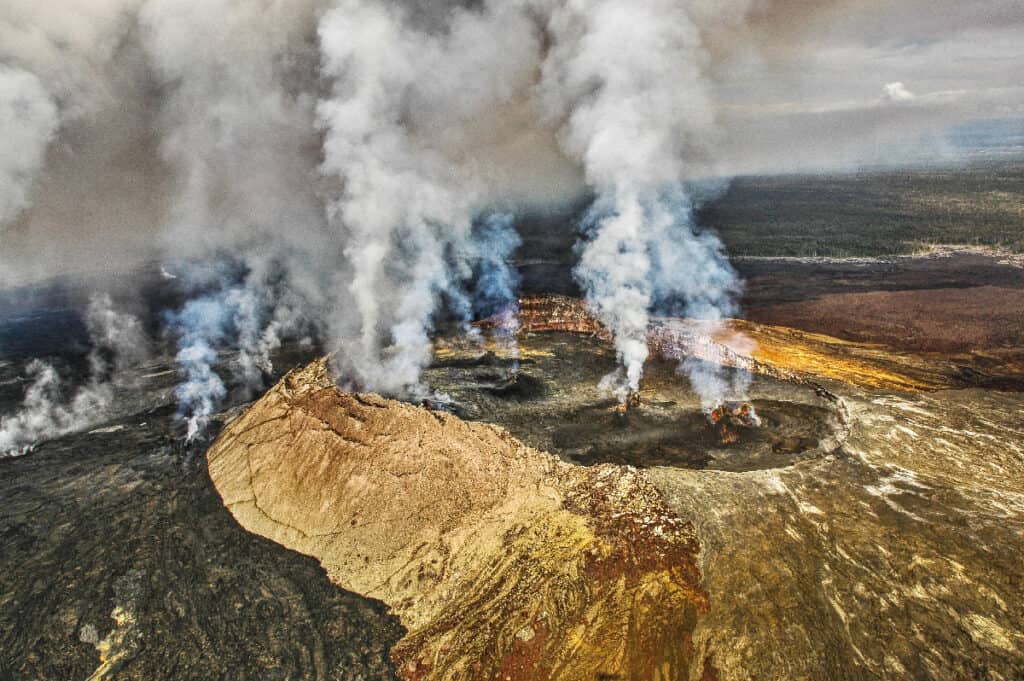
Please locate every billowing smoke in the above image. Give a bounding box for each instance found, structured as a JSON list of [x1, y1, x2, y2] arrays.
[[164, 293, 233, 442], [0, 66, 58, 226], [138, 0, 333, 438], [85, 293, 150, 378], [3, 0, 1016, 433], [471, 214, 523, 367], [316, 0, 550, 396], [317, 0, 471, 396], [538, 0, 743, 403], [0, 294, 148, 456], [313, 0, 749, 403], [163, 272, 309, 440]]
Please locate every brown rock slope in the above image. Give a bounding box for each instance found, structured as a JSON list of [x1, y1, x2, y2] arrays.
[[207, 359, 708, 681], [504, 294, 991, 391]]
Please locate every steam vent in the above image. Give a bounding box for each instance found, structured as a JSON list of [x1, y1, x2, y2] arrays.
[[206, 296, 1024, 681]]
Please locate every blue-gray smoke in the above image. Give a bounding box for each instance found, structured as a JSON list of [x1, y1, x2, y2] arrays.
[[472, 213, 523, 367]]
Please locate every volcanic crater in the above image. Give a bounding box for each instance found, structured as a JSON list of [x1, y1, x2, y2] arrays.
[[426, 331, 842, 473], [205, 296, 859, 680]]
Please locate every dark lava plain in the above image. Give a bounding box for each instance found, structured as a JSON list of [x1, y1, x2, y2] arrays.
[[0, 330, 402, 680], [704, 162, 1024, 258]]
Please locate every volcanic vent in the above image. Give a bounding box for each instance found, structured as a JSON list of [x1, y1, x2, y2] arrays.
[[435, 295, 845, 473], [208, 297, 856, 679]]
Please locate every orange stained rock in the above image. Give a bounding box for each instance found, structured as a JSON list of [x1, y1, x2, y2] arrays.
[[208, 358, 708, 681]]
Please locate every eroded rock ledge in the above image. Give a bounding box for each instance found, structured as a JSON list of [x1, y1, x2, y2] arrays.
[[503, 294, 974, 392], [208, 358, 709, 681]]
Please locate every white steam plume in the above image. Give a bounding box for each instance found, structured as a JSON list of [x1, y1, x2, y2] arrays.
[[165, 291, 232, 442], [538, 0, 745, 404], [472, 213, 523, 366], [85, 293, 150, 378], [317, 0, 542, 395], [164, 276, 304, 441], [0, 294, 148, 456], [140, 0, 336, 438], [0, 66, 58, 227]]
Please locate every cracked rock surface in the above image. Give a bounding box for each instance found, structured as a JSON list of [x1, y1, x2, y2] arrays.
[[208, 358, 709, 681]]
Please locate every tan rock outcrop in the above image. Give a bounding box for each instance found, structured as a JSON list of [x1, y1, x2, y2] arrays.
[[489, 294, 959, 391], [208, 358, 708, 681]]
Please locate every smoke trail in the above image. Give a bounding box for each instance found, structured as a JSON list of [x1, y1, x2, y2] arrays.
[[538, 0, 744, 404], [472, 213, 523, 366], [0, 361, 107, 457], [317, 0, 464, 396], [164, 275, 303, 441], [575, 195, 655, 401], [140, 0, 336, 436], [316, 0, 533, 396], [0, 294, 147, 456], [647, 187, 746, 406], [0, 66, 58, 227], [84, 293, 150, 379], [165, 291, 231, 442]]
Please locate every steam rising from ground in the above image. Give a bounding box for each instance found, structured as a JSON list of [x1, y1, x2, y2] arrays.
[[537, 0, 742, 400], [316, 0, 748, 404], [471, 214, 523, 368], [0, 295, 147, 456], [2, 0, 1019, 438]]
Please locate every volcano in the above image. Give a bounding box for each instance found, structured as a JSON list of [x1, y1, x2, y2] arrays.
[[199, 285, 1024, 680], [205, 296, 856, 679]]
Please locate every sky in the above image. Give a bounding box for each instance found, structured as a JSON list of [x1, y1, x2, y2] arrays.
[[705, 0, 1024, 170]]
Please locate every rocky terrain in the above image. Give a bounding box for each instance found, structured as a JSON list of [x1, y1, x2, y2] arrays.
[[207, 295, 1024, 681], [207, 358, 708, 681], [0, 327, 404, 681], [0, 412, 404, 681], [3, 248, 1023, 681]]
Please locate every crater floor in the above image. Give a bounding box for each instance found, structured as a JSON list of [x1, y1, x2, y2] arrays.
[[426, 332, 840, 472]]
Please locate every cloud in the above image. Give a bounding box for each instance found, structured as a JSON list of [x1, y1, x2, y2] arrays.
[[884, 82, 916, 103], [0, 66, 58, 226]]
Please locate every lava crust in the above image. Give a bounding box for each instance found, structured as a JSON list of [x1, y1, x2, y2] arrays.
[[208, 359, 709, 681]]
